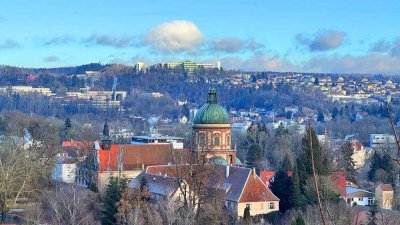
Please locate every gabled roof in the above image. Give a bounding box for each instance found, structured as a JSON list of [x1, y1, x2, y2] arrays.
[[145, 165, 279, 203], [130, 172, 180, 197], [377, 184, 393, 192], [345, 186, 374, 198]]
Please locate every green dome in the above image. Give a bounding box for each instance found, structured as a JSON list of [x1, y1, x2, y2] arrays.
[[209, 156, 228, 166], [194, 88, 229, 124], [235, 157, 243, 165]]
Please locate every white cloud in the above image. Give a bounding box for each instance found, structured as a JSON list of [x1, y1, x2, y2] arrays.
[[296, 30, 345, 52], [43, 55, 60, 63], [144, 20, 204, 53], [209, 38, 264, 53], [84, 34, 137, 48], [0, 39, 19, 50], [220, 52, 400, 74], [221, 52, 297, 72]]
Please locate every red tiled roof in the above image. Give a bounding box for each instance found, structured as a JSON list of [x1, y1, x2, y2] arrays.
[[378, 183, 393, 192], [239, 172, 279, 202], [351, 140, 363, 151], [63, 140, 93, 156], [98, 143, 190, 172], [330, 172, 346, 195]]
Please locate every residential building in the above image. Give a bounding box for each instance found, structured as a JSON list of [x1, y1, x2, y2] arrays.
[[343, 186, 375, 206], [52, 157, 77, 184], [370, 134, 396, 149], [138, 165, 279, 218], [135, 62, 146, 73], [350, 140, 366, 169], [375, 184, 394, 210]]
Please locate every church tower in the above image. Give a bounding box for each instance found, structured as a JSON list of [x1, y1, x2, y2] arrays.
[[193, 88, 237, 165], [101, 119, 112, 150]]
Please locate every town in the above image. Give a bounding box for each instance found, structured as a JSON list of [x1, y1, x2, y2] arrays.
[[1, 1, 400, 224]]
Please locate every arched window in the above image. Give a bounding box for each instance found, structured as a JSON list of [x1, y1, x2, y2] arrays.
[[226, 133, 231, 146], [199, 133, 206, 146], [213, 134, 220, 146]]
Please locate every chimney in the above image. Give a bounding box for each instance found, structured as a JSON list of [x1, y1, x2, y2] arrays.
[[226, 165, 230, 178], [252, 167, 256, 174], [141, 163, 144, 170]]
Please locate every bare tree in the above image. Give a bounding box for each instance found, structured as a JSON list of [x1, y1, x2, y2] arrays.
[[42, 184, 100, 225]]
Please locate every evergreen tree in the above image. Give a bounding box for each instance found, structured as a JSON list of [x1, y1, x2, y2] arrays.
[[246, 143, 261, 168], [65, 117, 72, 129], [332, 107, 339, 120], [296, 214, 306, 225], [181, 104, 190, 118], [102, 177, 127, 225], [317, 111, 325, 122], [380, 154, 397, 185], [243, 205, 251, 224], [340, 142, 357, 183], [289, 164, 300, 209], [368, 201, 379, 225], [271, 170, 292, 212], [62, 117, 72, 141], [281, 153, 293, 171], [368, 151, 381, 181], [297, 126, 328, 190]]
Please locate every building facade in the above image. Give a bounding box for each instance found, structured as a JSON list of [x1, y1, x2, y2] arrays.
[[375, 184, 394, 210]]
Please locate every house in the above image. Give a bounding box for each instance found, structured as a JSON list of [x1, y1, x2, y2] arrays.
[[375, 184, 394, 210], [350, 140, 366, 169], [142, 165, 279, 218], [343, 186, 375, 206], [52, 157, 77, 184], [62, 140, 92, 159]]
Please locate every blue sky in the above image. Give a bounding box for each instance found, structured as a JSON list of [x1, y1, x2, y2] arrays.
[[1, 0, 400, 74]]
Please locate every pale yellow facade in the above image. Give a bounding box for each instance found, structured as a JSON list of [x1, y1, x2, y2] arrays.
[[235, 201, 279, 217], [375, 186, 393, 210], [98, 170, 143, 192]]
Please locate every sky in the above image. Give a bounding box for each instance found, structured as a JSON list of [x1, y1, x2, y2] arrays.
[[1, 0, 400, 74]]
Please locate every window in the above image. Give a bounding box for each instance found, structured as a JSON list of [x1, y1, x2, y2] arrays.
[[368, 198, 374, 205], [199, 134, 206, 146], [213, 134, 220, 146], [359, 197, 363, 201], [228, 202, 231, 209], [226, 134, 231, 146], [269, 202, 274, 209]]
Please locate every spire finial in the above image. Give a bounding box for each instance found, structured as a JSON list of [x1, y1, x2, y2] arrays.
[[103, 119, 110, 138]]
